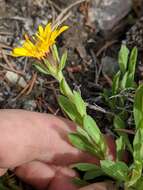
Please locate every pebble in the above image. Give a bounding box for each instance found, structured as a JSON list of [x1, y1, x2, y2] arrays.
[[101, 56, 119, 77], [126, 17, 143, 49], [5, 71, 27, 88], [88, 0, 132, 31], [23, 100, 37, 111]]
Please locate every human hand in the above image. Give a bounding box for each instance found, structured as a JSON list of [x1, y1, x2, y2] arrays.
[[0, 109, 115, 190]]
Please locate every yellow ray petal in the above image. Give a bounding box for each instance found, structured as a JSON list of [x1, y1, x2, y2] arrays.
[[12, 47, 31, 57], [35, 33, 45, 42], [44, 23, 52, 37], [50, 30, 58, 42], [56, 26, 69, 36], [12, 22, 69, 59], [38, 25, 44, 36]]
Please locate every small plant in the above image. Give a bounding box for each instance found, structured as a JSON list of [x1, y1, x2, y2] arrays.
[[113, 44, 138, 94], [12, 22, 143, 190]]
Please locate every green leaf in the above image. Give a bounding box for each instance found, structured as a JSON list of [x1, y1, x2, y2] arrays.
[[100, 160, 129, 181], [133, 122, 143, 161], [44, 59, 54, 72], [114, 115, 125, 129], [128, 47, 138, 75], [72, 163, 99, 171], [60, 79, 73, 98], [72, 163, 104, 181], [83, 115, 107, 158], [69, 133, 98, 156], [132, 176, 143, 190], [118, 44, 129, 73], [59, 51, 67, 71], [52, 44, 60, 62], [121, 71, 128, 89], [84, 170, 104, 180], [112, 71, 121, 95], [114, 116, 133, 153], [126, 161, 142, 187], [72, 177, 89, 187], [116, 136, 125, 161], [77, 127, 93, 144], [33, 64, 50, 75], [83, 115, 101, 145], [126, 73, 135, 88], [58, 95, 82, 125], [69, 133, 88, 151], [133, 84, 143, 128], [73, 91, 87, 117]]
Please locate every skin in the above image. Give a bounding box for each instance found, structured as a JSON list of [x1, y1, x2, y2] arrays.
[[0, 109, 115, 190]]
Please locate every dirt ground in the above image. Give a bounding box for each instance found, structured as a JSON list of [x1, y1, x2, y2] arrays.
[[0, 0, 143, 189], [0, 0, 142, 111]]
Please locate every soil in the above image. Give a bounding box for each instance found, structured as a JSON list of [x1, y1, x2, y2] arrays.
[[0, 0, 143, 189]]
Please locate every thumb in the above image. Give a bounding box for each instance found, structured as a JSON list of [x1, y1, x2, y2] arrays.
[[79, 181, 116, 190]]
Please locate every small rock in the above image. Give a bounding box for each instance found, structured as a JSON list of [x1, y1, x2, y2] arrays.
[[89, 0, 132, 31], [101, 56, 119, 76], [18, 77, 27, 88], [5, 71, 27, 88], [126, 17, 143, 49], [23, 100, 37, 111], [0, 92, 4, 102], [5, 71, 18, 84], [0, 0, 6, 17], [132, 0, 143, 16]]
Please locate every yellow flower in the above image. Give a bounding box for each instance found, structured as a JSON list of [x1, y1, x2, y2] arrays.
[[12, 23, 68, 59]]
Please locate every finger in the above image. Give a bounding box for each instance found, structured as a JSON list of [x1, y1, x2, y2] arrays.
[[48, 166, 77, 190], [0, 109, 99, 169], [14, 161, 55, 189], [78, 182, 115, 190], [0, 168, 7, 176], [14, 161, 78, 190], [79, 183, 106, 190]]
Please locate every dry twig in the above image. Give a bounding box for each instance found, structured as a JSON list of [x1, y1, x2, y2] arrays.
[[16, 73, 37, 99], [53, 0, 89, 28]]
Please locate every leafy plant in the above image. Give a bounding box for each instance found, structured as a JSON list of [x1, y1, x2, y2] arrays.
[[12, 22, 142, 190], [33, 44, 142, 190], [112, 45, 138, 95], [102, 45, 138, 114], [0, 173, 24, 190]]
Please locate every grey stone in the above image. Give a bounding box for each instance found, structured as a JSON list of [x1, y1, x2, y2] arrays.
[[101, 56, 119, 76], [5, 71, 18, 84], [18, 77, 27, 88], [0, 92, 4, 102], [126, 17, 143, 49], [5, 71, 27, 88], [0, 0, 6, 17], [89, 0, 132, 31], [23, 100, 37, 111]]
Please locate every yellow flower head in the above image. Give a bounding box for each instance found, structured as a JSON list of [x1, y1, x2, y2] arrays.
[[12, 23, 68, 59]]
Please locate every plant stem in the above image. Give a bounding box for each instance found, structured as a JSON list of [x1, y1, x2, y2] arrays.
[[57, 71, 73, 99]]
